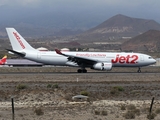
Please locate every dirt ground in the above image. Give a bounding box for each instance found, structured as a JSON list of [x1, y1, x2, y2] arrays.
[[0, 66, 160, 120]]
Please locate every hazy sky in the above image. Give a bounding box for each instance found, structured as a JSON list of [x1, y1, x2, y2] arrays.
[[0, 0, 160, 29], [1, 0, 159, 16]]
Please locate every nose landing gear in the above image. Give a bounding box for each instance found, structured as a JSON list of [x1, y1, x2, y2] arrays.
[[137, 67, 141, 73]]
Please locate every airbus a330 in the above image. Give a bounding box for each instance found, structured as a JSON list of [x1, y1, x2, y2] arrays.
[[6, 28, 156, 73]]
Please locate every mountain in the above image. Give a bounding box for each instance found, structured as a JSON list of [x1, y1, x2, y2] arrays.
[[1, 14, 160, 52], [121, 30, 160, 52], [1, 14, 160, 39], [74, 14, 160, 42]]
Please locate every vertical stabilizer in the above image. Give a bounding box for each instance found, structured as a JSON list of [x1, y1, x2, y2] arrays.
[[6, 28, 35, 51], [0, 55, 7, 64]]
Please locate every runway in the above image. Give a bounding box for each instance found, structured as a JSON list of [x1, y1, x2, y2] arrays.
[[0, 66, 159, 82], [0, 71, 159, 74], [0, 65, 159, 73], [0, 71, 160, 83]]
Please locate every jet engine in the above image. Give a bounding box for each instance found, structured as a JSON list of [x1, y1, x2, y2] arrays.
[[91, 62, 112, 71]]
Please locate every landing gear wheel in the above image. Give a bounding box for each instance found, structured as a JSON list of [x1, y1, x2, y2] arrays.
[[77, 69, 87, 73], [77, 69, 82, 73], [83, 69, 87, 73], [137, 68, 141, 73]]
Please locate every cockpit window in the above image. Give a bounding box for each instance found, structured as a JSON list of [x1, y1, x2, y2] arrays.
[[149, 57, 153, 59]]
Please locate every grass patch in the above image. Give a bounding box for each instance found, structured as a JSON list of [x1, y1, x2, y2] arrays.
[[94, 110, 108, 116], [127, 104, 136, 110], [47, 83, 59, 89], [147, 113, 156, 119], [47, 84, 52, 88], [52, 83, 59, 89], [110, 86, 124, 95], [124, 111, 135, 119], [155, 108, 160, 114], [123, 104, 141, 119], [80, 90, 89, 96], [94, 110, 100, 115], [34, 107, 44, 116], [120, 104, 126, 110], [101, 110, 108, 116], [113, 86, 124, 91], [16, 84, 27, 90]]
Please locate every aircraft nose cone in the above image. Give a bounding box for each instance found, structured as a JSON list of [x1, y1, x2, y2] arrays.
[[153, 59, 156, 64], [152, 59, 156, 65]]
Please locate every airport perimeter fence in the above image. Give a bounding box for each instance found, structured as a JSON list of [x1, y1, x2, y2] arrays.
[[6, 97, 158, 120]]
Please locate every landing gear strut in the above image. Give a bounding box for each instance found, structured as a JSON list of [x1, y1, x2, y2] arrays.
[[137, 67, 141, 73], [77, 69, 87, 73]]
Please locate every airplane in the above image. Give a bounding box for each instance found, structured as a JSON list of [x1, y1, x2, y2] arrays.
[[0, 55, 7, 65], [6, 28, 156, 73]]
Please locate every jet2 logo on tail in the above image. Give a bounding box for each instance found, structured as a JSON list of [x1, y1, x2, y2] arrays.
[[112, 54, 138, 64], [13, 32, 25, 49]]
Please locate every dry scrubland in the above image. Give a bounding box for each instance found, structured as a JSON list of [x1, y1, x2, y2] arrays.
[[0, 66, 160, 120]]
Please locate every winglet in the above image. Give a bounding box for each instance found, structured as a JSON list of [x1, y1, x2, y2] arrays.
[[55, 49, 62, 54]]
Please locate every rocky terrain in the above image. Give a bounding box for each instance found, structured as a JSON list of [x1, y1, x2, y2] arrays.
[[121, 30, 160, 52], [0, 67, 160, 120]]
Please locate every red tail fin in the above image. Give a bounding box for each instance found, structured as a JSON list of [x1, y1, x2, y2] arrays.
[[0, 55, 7, 64]]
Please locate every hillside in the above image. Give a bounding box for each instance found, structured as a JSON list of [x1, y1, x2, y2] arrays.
[[74, 14, 160, 42], [1, 14, 160, 53], [121, 30, 160, 52]]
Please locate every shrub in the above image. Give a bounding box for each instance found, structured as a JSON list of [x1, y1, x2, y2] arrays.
[[141, 107, 150, 114], [47, 84, 52, 88], [101, 110, 108, 116], [113, 86, 124, 91], [127, 104, 136, 111], [147, 113, 156, 119], [34, 107, 44, 116], [121, 104, 126, 110], [123, 104, 141, 119], [52, 84, 59, 89], [155, 108, 160, 114], [110, 86, 124, 95], [94, 110, 100, 115], [94, 109, 108, 116], [80, 90, 89, 96], [64, 94, 72, 101], [124, 111, 135, 119], [110, 89, 117, 95], [16, 84, 27, 90], [133, 109, 140, 116]]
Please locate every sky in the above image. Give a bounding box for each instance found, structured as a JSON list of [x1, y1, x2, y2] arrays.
[[0, 0, 160, 29]]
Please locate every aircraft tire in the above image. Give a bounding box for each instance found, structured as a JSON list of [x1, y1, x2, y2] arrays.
[[137, 68, 141, 73], [83, 69, 87, 73], [77, 69, 87, 73]]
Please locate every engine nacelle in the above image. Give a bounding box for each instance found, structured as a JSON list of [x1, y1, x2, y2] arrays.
[[92, 62, 112, 71]]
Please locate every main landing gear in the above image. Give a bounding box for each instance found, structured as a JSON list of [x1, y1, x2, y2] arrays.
[[137, 67, 141, 73], [77, 69, 87, 73]]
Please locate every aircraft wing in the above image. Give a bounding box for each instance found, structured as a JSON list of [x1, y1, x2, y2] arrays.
[[55, 49, 98, 66]]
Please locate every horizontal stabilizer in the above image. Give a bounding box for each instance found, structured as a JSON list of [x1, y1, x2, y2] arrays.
[[6, 49, 26, 57]]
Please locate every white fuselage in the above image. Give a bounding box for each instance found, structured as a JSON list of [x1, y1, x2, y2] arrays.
[[24, 50, 156, 67]]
